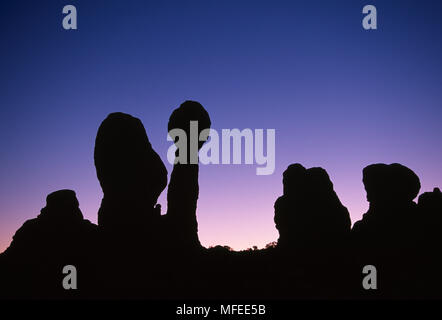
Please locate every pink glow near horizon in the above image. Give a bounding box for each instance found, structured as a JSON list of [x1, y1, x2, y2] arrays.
[[3, 159, 439, 254]]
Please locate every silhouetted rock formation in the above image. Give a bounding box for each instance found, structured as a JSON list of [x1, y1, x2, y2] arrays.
[[351, 163, 423, 298], [94, 112, 167, 235], [417, 187, 442, 296], [352, 163, 421, 248], [272, 164, 352, 298], [418, 187, 442, 222], [275, 164, 351, 249], [2, 190, 96, 258], [93, 112, 171, 297], [164, 101, 211, 250], [1, 103, 442, 300], [0, 190, 97, 298]]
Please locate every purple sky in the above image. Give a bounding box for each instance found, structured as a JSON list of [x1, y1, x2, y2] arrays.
[[1, 0, 441, 252]]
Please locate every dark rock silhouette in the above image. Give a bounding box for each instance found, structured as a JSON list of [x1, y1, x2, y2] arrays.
[[351, 163, 423, 298], [352, 163, 421, 247], [417, 187, 442, 296], [94, 112, 167, 235], [418, 187, 442, 221], [163, 100, 211, 250], [0, 190, 97, 298], [1, 103, 441, 300], [275, 164, 351, 249], [272, 164, 352, 298], [2, 190, 96, 258], [93, 112, 169, 297], [362, 163, 420, 206]]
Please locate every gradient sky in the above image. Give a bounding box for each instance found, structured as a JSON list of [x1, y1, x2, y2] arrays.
[[1, 0, 441, 252]]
